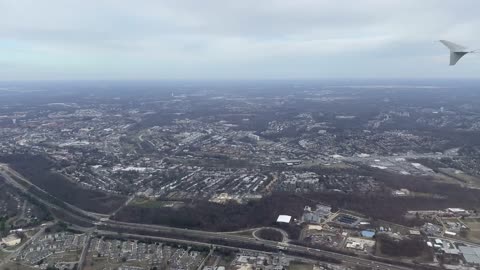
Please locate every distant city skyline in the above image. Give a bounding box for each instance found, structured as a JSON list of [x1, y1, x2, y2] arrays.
[[1, 0, 479, 80]]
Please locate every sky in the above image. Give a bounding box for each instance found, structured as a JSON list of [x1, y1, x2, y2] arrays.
[[1, 0, 479, 80]]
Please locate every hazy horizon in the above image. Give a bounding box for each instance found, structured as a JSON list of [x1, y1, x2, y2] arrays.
[[1, 0, 480, 80]]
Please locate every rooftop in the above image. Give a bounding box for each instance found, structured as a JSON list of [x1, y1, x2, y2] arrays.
[[276, 215, 292, 223], [460, 246, 480, 265]]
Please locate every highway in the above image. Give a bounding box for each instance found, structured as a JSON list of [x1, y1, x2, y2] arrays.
[[0, 164, 433, 270], [92, 229, 410, 270], [94, 220, 413, 270]]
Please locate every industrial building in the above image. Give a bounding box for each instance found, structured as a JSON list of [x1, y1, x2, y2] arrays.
[[459, 246, 480, 266], [301, 204, 332, 224], [334, 214, 360, 227]]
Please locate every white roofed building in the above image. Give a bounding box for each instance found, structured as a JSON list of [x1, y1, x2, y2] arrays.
[[447, 208, 468, 216], [276, 215, 292, 223]]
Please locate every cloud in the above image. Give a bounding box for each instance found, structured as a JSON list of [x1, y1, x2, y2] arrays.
[[0, 0, 479, 79]]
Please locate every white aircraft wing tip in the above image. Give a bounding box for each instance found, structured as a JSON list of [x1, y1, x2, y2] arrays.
[[440, 40, 468, 52]]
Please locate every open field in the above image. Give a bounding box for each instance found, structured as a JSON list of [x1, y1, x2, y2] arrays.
[[130, 198, 185, 209], [438, 168, 480, 188], [288, 261, 314, 270], [0, 262, 35, 270], [463, 218, 480, 243]]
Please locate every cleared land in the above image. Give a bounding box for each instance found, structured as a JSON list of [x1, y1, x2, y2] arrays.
[[288, 261, 314, 270], [463, 218, 480, 243], [131, 198, 185, 209]]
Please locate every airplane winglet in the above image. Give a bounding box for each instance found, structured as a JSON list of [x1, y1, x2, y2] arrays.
[[439, 40, 469, 66]]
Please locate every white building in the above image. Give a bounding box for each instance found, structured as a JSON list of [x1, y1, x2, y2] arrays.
[[447, 208, 469, 216], [276, 215, 292, 223]]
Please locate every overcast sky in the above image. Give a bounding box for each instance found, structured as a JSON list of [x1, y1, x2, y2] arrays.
[[1, 0, 479, 80]]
